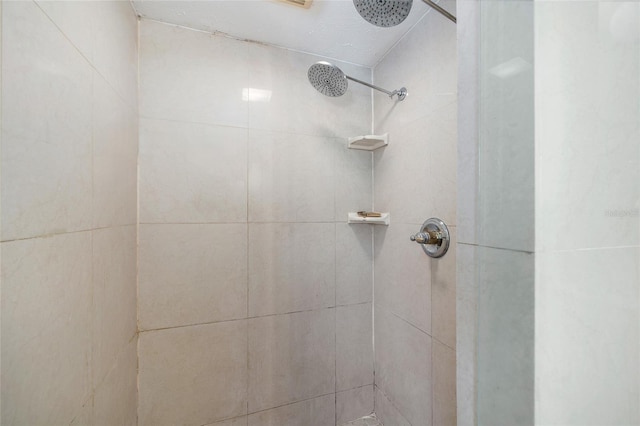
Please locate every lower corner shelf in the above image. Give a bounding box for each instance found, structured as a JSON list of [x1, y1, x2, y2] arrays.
[[347, 212, 390, 226]]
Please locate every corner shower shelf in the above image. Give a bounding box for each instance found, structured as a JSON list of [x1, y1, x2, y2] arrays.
[[348, 133, 388, 151], [347, 212, 390, 226]]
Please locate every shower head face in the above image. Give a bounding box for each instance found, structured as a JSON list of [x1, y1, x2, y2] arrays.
[[308, 61, 348, 97], [353, 0, 413, 27]]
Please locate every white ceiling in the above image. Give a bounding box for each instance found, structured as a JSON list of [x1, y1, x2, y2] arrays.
[[131, 0, 436, 67]]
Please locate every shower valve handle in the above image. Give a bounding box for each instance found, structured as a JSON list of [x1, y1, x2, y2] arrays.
[[410, 231, 442, 246]]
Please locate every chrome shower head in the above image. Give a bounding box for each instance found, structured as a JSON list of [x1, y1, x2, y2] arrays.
[[353, 0, 456, 26], [353, 0, 412, 27], [307, 61, 349, 97], [307, 61, 408, 101]]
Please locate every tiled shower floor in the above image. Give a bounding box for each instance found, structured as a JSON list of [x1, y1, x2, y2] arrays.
[[341, 414, 383, 426]]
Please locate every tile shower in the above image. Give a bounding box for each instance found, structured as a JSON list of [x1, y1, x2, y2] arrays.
[[1, 1, 457, 425]]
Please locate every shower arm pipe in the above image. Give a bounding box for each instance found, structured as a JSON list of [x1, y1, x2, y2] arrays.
[[345, 75, 408, 101], [421, 0, 456, 23]]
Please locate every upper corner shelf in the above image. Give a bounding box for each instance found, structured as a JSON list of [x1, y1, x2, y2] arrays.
[[348, 133, 388, 151]]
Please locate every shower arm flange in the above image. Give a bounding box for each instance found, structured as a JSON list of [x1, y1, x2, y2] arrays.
[[346, 75, 407, 101], [421, 0, 456, 23]]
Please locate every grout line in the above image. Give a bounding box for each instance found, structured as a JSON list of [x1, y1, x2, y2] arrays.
[[374, 304, 433, 341], [135, 13, 142, 426], [245, 125, 250, 419], [457, 241, 535, 254], [334, 223, 338, 426], [0, 224, 137, 244], [139, 221, 348, 225], [138, 114, 364, 142], [138, 304, 371, 334]]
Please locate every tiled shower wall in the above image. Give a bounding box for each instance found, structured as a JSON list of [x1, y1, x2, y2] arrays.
[[1, 1, 138, 424], [137, 20, 375, 426], [372, 2, 458, 425]]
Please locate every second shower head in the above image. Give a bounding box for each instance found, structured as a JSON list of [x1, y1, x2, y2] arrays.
[[353, 0, 456, 26], [307, 61, 407, 101]]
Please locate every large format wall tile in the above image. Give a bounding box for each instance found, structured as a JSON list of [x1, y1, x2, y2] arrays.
[[336, 303, 374, 391], [139, 20, 249, 127], [1, 232, 92, 425], [375, 307, 432, 426], [248, 309, 335, 412], [336, 224, 373, 306], [336, 385, 374, 425], [335, 146, 373, 221], [248, 394, 335, 426], [211, 417, 248, 426], [432, 227, 457, 349], [374, 387, 411, 426], [247, 42, 370, 139], [433, 340, 457, 426], [2, 0, 92, 241], [248, 130, 337, 222], [456, 243, 478, 426], [476, 1, 535, 253], [476, 246, 534, 426], [536, 247, 639, 425], [374, 103, 457, 227], [139, 118, 248, 223], [92, 74, 138, 228], [138, 321, 248, 426], [373, 0, 457, 132], [36, 0, 138, 109], [139, 223, 247, 330], [92, 226, 137, 387], [89, 0, 138, 109], [248, 223, 335, 316], [374, 223, 431, 333], [93, 338, 138, 426], [535, 0, 640, 251]]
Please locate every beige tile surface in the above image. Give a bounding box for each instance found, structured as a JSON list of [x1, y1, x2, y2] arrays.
[[139, 20, 249, 127], [248, 309, 335, 412], [374, 387, 411, 426], [92, 226, 137, 386], [89, 0, 138, 109], [374, 223, 431, 333], [433, 340, 457, 426], [375, 307, 432, 426], [431, 227, 457, 349], [455, 243, 478, 426], [335, 146, 373, 220], [92, 75, 138, 228], [336, 386, 374, 425], [208, 417, 248, 426], [536, 247, 640, 425], [1, 232, 93, 425], [139, 224, 247, 330], [139, 118, 248, 224], [340, 414, 382, 426], [248, 223, 335, 317], [373, 0, 457, 132], [336, 224, 373, 306], [373, 103, 457, 227], [248, 129, 337, 223], [247, 42, 370, 139], [2, 0, 92, 241], [336, 304, 374, 391], [138, 321, 248, 426], [93, 338, 138, 426], [248, 394, 335, 426]]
